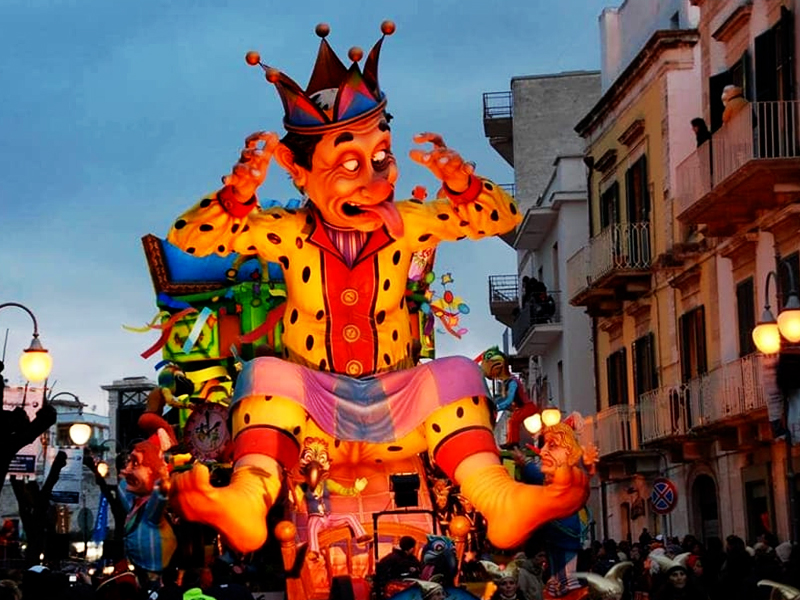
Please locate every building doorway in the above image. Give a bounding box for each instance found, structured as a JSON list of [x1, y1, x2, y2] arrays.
[[691, 474, 719, 542]]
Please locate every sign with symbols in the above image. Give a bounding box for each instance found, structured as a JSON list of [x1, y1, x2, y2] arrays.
[[650, 477, 679, 515]]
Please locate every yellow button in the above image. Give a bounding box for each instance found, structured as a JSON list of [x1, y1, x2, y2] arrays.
[[341, 288, 359, 306], [343, 325, 361, 342], [345, 360, 363, 376]]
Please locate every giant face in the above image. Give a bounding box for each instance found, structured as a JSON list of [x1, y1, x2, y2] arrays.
[[120, 448, 158, 497], [539, 431, 571, 477], [288, 112, 401, 235]]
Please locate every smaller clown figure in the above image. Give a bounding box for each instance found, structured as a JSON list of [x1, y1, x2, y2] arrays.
[[479, 347, 536, 447], [292, 437, 371, 559], [118, 440, 178, 582], [514, 415, 597, 600]]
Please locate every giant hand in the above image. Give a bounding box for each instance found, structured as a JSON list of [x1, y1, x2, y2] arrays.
[[409, 132, 476, 198], [221, 131, 280, 204]]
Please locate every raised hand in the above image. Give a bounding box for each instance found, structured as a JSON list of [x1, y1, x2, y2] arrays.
[[221, 131, 280, 203], [354, 477, 368, 493], [409, 132, 475, 195]]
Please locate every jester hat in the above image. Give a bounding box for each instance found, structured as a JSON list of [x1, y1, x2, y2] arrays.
[[246, 21, 395, 134]]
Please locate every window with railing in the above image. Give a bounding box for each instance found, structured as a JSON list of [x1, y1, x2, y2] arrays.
[[607, 348, 629, 407], [680, 306, 707, 382]]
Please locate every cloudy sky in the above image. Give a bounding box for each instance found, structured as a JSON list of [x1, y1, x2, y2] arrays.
[[1, 0, 612, 414]]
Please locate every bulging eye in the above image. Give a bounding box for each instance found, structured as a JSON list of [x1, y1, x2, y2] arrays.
[[342, 159, 359, 172], [372, 150, 387, 162]]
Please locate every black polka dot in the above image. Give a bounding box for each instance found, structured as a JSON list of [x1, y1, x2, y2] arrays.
[[218, 245, 225, 252], [510, 203, 517, 215], [418, 233, 432, 242], [244, 413, 250, 424], [392, 250, 401, 265], [265, 395, 273, 401], [302, 266, 311, 283], [383, 353, 391, 365], [410, 198, 423, 204], [316, 310, 324, 320], [319, 359, 327, 370], [231, 223, 239, 233], [456, 407, 464, 418], [306, 335, 314, 351], [279, 256, 289, 269], [186, 247, 196, 254], [475, 203, 483, 212], [242, 224, 250, 232], [376, 310, 386, 324], [432, 423, 441, 433], [200, 198, 213, 207], [174, 219, 187, 229], [334, 439, 341, 448], [247, 245, 257, 251], [268, 233, 282, 244], [270, 213, 282, 220], [400, 297, 405, 309], [286, 208, 297, 215], [456, 235, 466, 241], [472, 396, 481, 405], [477, 230, 485, 235], [392, 329, 398, 341], [199, 224, 214, 232], [383, 279, 391, 291], [387, 445, 403, 452], [375, 458, 383, 463], [293, 426, 301, 436], [459, 220, 469, 227], [484, 182, 494, 191], [290, 309, 298, 324], [490, 210, 499, 221], [437, 214, 450, 221], [296, 237, 304, 249]]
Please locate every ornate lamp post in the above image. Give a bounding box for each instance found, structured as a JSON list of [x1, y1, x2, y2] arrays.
[[0, 302, 53, 385], [751, 261, 800, 545]]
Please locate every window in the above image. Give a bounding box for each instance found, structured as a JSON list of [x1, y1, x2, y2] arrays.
[[606, 348, 629, 407], [755, 7, 794, 102], [736, 278, 756, 356], [679, 306, 707, 382], [632, 333, 659, 398], [599, 181, 620, 231], [625, 155, 650, 223]]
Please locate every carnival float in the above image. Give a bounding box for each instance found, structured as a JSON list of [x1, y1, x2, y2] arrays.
[[131, 20, 596, 600]]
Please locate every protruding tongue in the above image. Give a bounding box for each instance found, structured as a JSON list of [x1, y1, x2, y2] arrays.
[[361, 199, 404, 238]]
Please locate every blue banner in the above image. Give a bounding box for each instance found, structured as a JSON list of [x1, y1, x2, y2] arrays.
[[91, 495, 109, 543]]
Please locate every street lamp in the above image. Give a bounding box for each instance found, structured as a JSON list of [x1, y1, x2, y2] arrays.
[[0, 302, 53, 383], [751, 259, 800, 545]]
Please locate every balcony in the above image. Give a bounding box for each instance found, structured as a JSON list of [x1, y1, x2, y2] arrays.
[[511, 291, 563, 355], [483, 91, 513, 166], [593, 404, 638, 458], [638, 354, 768, 445], [567, 222, 652, 315], [676, 100, 800, 236], [488, 274, 519, 327]]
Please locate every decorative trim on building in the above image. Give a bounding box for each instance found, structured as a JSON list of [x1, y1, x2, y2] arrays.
[[618, 119, 646, 148], [712, 2, 753, 43]]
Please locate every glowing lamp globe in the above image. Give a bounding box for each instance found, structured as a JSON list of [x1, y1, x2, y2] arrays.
[[752, 319, 781, 355], [96, 461, 109, 478], [19, 338, 52, 383], [69, 423, 92, 446], [777, 294, 800, 343], [542, 407, 562, 427], [524, 413, 542, 435]]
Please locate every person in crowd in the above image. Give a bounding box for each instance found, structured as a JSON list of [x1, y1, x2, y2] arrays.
[[653, 563, 708, 600], [718, 535, 755, 600], [639, 529, 653, 547], [721, 85, 748, 124], [513, 551, 545, 600], [374, 536, 423, 599], [207, 559, 251, 600]]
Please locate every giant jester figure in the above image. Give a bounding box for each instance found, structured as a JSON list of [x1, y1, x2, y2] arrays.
[[167, 21, 589, 553]]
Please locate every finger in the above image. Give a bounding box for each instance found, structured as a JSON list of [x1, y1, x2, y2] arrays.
[[413, 132, 446, 148], [244, 131, 272, 147], [409, 148, 436, 167]]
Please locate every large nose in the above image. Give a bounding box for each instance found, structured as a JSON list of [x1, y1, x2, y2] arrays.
[[363, 165, 394, 201]]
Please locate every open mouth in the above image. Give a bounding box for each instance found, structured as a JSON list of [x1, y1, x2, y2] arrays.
[[341, 192, 395, 217], [342, 202, 365, 216]]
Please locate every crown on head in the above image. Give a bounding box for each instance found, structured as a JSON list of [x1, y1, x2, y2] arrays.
[[246, 21, 395, 135]]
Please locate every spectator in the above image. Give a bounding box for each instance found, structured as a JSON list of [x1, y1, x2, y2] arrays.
[[718, 535, 756, 600], [653, 563, 708, 600], [691, 118, 710, 147], [639, 529, 653, 547], [721, 85, 748, 124]]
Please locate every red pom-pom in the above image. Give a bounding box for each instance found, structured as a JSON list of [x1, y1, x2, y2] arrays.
[[315, 23, 330, 38], [245, 51, 261, 66], [381, 20, 396, 35], [348, 47, 364, 62]]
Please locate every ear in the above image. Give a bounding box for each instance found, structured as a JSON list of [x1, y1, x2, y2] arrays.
[[274, 143, 308, 189]]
